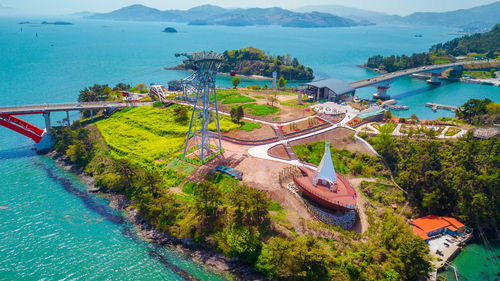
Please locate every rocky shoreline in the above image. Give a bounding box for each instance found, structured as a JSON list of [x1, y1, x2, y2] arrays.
[[47, 150, 267, 281]]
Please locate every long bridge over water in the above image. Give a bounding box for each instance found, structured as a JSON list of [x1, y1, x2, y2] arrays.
[[306, 61, 468, 101]]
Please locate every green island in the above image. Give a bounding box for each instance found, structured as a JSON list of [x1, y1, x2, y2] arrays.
[[365, 24, 500, 74], [47, 82, 440, 281], [46, 36, 499, 279], [172, 46, 314, 81]]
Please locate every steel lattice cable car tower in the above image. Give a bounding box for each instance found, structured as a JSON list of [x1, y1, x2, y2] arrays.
[[176, 51, 223, 163]]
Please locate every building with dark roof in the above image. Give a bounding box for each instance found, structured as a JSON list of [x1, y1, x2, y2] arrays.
[[304, 78, 355, 102], [409, 215, 466, 242]]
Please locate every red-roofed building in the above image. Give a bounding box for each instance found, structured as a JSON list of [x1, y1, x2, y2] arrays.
[[409, 215, 466, 242]]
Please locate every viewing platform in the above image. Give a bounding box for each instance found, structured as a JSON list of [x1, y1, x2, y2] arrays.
[[293, 166, 356, 211]]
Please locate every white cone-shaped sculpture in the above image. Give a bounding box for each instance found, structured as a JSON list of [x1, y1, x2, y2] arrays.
[[314, 141, 337, 190]]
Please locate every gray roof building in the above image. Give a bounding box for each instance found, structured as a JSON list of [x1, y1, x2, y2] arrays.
[[305, 78, 355, 101]]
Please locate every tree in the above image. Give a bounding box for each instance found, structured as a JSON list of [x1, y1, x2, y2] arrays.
[[113, 158, 136, 191], [410, 114, 419, 121], [267, 95, 278, 107], [141, 168, 163, 198], [456, 98, 492, 123], [383, 110, 393, 120], [278, 77, 286, 89], [486, 50, 496, 59], [113, 83, 131, 92], [216, 224, 261, 261], [135, 84, 148, 93], [256, 236, 332, 281], [232, 76, 241, 88], [173, 106, 189, 123], [236, 106, 244, 123], [230, 107, 237, 121], [194, 181, 222, 216]]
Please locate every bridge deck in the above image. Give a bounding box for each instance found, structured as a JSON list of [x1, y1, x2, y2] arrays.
[[349, 62, 467, 89], [0, 101, 154, 115]]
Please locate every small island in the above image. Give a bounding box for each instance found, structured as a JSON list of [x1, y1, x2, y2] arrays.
[[169, 46, 315, 81], [42, 21, 73, 25], [163, 27, 177, 33], [19, 21, 73, 25]]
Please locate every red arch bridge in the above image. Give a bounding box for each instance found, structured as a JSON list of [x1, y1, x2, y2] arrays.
[[0, 101, 153, 150]]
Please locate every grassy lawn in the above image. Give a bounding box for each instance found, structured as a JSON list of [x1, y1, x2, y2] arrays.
[[237, 103, 279, 116], [292, 140, 387, 178], [94, 105, 240, 163], [433, 126, 446, 136], [445, 127, 462, 136], [280, 98, 314, 108], [221, 94, 256, 104], [399, 124, 419, 134], [463, 70, 493, 79], [430, 55, 452, 64], [240, 121, 261, 132], [212, 91, 256, 104]]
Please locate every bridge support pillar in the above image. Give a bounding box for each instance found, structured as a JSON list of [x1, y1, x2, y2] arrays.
[[372, 86, 390, 101], [298, 91, 303, 105], [90, 110, 94, 121], [43, 112, 51, 131], [427, 73, 441, 85], [66, 111, 70, 127]]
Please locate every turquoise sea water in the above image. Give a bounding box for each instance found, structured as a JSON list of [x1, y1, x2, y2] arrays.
[[0, 17, 499, 280], [441, 241, 500, 281]]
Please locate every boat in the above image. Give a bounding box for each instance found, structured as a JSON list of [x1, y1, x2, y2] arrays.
[[414, 34, 423, 37]]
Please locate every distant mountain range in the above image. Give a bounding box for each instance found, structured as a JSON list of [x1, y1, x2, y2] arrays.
[[86, 4, 372, 28], [297, 2, 500, 32], [402, 1, 500, 32], [84, 2, 500, 31], [295, 5, 402, 24]]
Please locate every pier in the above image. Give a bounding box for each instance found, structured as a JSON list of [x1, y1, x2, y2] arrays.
[[425, 103, 461, 112]]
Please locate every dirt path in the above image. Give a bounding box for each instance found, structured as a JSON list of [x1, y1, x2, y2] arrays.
[[220, 141, 315, 233], [347, 177, 378, 234]]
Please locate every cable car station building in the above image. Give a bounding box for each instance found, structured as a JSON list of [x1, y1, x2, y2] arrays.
[[304, 78, 356, 102]]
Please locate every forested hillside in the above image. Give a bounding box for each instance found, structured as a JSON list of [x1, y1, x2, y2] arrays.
[[368, 128, 499, 228], [430, 24, 500, 56], [365, 24, 500, 72]]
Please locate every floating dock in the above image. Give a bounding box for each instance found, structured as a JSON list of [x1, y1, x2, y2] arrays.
[[425, 103, 460, 112]]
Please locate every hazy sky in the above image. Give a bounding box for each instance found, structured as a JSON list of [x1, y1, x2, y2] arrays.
[[2, 0, 498, 16]]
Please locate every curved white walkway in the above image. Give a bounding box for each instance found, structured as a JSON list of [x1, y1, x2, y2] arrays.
[[248, 113, 356, 166]]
